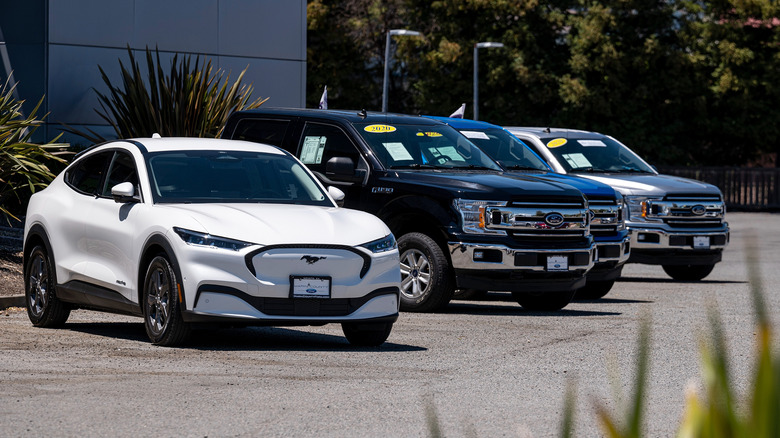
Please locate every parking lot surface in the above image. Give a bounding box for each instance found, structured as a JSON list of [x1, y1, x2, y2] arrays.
[[1, 212, 778, 437]]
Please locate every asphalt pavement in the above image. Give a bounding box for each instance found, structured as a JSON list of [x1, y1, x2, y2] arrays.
[[0, 212, 777, 437]]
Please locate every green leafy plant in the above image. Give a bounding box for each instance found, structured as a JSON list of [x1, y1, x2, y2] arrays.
[[0, 80, 69, 221], [74, 46, 268, 142]]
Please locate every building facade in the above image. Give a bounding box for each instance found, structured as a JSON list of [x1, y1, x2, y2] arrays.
[[0, 0, 306, 144]]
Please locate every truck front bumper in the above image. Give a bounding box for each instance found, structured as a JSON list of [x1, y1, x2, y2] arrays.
[[447, 241, 596, 292], [627, 224, 729, 265], [588, 233, 632, 281]]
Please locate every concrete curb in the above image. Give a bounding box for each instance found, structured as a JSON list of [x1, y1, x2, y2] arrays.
[[0, 295, 25, 310]]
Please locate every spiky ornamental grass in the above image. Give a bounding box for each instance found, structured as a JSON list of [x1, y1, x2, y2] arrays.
[[76, 46, 267, 142], [0, 80, 69, 221]]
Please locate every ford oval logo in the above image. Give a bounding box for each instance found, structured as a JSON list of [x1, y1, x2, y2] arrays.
[[544, 212, 565, 227], [691, 205, 706, 216]]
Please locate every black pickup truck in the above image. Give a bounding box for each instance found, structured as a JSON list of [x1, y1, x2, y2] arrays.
[[223, 109, 596, 312]]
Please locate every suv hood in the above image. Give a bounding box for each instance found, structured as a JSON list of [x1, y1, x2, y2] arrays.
[[385, 170, 584, 200], [163, 203, 389, 246], [576, 173, 723, 197]]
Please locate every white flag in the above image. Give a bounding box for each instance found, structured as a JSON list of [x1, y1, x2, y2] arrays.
[[319, 85, 328, 109], [449, 103, 465, 118]]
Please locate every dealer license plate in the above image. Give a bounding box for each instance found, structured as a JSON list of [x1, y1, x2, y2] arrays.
[[693, 236, 710, 249], [547, 255, 568, 272], [291, 276, 331, 299]]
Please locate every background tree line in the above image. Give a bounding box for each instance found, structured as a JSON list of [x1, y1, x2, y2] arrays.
[[306, 0, 780, 167]]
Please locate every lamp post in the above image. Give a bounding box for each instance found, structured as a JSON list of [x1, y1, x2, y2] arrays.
[[383, 29, 421, 113], [473, 42, 504, 121]]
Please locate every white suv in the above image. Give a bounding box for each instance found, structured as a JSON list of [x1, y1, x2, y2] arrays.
[[24, 137, 400, 346]]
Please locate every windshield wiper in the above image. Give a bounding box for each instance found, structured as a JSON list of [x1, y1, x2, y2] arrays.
[[570, 167, 608, 173], [504, 164, 544, 171], [389, 164, 445, 169], [449, 164, 499, 170], [612, 167, 652, 173]]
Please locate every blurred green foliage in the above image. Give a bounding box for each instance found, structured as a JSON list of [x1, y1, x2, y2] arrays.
[[307, 0, 780, 166]]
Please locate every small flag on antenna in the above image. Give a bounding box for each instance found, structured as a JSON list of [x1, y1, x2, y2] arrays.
[[319, 86, 328, 109], [449, 103, 465, 118]]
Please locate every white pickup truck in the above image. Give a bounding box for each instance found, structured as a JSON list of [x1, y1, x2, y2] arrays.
[[506, 127, 729, 281]]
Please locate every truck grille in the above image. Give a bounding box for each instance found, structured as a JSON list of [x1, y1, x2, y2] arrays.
[[647, 194, 725, 229], [484, 199, 590, 244], [588, 197, 622, 237]]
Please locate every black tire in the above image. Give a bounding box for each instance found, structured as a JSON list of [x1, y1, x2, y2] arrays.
[[342, 322, 393, 347], [512, 289, 576, 311], [453, 289, 489, 300], [397, 232, 455, 312], [662, 264, 715, 282], [143, 255, 190, 346], [574, 280, 615, 300], [24, 245, 70, 327]]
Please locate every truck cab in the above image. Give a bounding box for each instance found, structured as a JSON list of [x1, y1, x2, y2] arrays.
[[223, 109, 597, 311]]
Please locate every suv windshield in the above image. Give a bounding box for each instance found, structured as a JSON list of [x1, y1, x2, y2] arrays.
[[539, 136, 654, 173], [354, 123, 502, 171], [458, 128, 549, 171], [146, 150, 332, 206]]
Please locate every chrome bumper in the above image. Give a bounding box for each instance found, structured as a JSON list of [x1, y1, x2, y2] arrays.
[[447, 242, 596, 273], [629, 224, 730, 251], [595, 233, 631, 265]]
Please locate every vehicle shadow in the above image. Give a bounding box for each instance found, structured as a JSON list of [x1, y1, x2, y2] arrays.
[[617, 276, 748, 285], [443, 301, 622, 317], [572, 297, 653, 305], [64, 322, 426, 352]]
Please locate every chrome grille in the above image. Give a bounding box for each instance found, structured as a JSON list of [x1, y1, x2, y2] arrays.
[[483, 200, 589, 240], [646, 194, 725, 228], [588, 198, 621, 236]]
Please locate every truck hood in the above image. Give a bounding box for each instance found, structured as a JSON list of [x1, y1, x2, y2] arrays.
[[162, 203, 390, 246], [575, 173, 723, 197], [384, 170, 584, 200], [516, 172, 618, 200]]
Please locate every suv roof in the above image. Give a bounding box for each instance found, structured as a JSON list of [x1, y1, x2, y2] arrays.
[[230, 107, 444, 126]]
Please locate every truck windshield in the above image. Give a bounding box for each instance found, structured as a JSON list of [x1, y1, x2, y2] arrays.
[[539, 136, 655, 173], [457, 128, 549, 171], [354, 123, 502, 171]]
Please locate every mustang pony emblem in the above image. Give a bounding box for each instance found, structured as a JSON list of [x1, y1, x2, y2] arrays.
[[301, 255, 327, 264]]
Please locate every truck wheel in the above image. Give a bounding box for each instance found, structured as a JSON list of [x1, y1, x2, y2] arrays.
[[397, 232, 454, 312], [25, 245, 70, 327], [662, 264, 715, 281], [342, 322, 393, 347], [575, 280, 615, 300], [512, 289, 576, 311]]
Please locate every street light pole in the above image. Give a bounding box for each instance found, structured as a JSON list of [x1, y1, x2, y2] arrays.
[[473, 42, 504, 121], [382, 29, 421, 113]]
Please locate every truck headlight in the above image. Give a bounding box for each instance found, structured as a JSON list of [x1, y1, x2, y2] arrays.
[[453, 199, 507, 235], [617, 194, 627, 230], [173, 227, 253, 251], [360, 234, 397, 253], [624, 196, 663, 222]]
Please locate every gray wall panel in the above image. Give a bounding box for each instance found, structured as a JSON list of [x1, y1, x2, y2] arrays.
[[218, 0, 305, 60], [48, 0, 134, 47], [47, 45, 126, 125], [134, 0, 219, 53], [218, 56, 304, 108]]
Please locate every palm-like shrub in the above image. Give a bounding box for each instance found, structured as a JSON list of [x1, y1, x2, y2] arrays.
[[0, 80, 69, 221], [79, 46, 267, 142]]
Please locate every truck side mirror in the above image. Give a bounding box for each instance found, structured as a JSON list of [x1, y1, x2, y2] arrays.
[[326, 157, 364, 182]]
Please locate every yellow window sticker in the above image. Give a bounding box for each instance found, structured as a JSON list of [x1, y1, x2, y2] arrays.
[[364, 124, 397, 133], [547, 138, 567, 148]]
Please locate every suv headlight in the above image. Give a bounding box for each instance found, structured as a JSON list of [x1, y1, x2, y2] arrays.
[[173, 227, 253, 251], [453, 199, 507, 235], [360, 234, 397, 253], [624, 196, 663, 222]]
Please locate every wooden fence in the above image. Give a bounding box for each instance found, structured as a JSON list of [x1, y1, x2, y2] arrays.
[[657, 166, 780, 211]]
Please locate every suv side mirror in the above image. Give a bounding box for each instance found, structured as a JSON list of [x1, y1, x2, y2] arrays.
[[326, 157, 364, 182], [111, 182, 139, 203]]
